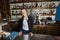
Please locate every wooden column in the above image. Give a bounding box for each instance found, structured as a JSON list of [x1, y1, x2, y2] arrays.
[[0, 13, 2, 23]]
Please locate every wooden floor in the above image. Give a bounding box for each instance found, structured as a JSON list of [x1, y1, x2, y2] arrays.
[[54, 36, 60, 40], [14, 34, 56, 40], [14, 36, 60, 40]]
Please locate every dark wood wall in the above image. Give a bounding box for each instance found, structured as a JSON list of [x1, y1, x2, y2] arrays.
[[0, 0, 10, 21]]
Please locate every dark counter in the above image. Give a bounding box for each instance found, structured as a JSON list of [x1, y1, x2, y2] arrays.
[[2, 21, 60, 36]]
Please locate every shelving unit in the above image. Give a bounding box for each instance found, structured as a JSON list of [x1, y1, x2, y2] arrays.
[[10, 0, 60, 20]]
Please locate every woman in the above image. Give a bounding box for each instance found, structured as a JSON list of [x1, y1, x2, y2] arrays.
[[18, 9, 34, 40]]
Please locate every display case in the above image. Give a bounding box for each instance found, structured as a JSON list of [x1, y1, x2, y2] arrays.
[[10, 0, 60, 22]]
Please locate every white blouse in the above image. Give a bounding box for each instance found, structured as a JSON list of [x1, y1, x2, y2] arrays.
[[23, 17, 29, 30]]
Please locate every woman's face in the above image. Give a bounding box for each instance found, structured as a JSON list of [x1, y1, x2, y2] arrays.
[[21, 9, 27, 16]]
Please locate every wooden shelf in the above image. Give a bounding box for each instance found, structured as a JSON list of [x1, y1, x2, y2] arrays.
[[11, 7, 56, 10], [32, 7, 56, 9], [10, 0, 58, 21], [10, 0, 60, 3], [11, 8, 23, 10], [35, 14, 55, 16]]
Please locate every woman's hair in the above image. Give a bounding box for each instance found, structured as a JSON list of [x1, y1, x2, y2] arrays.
[[21, 9, 27, 12], [21, 9, 28, 15]]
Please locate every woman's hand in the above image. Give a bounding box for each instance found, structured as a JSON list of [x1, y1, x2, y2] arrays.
[[29, 32, 33, 37], [18, 31, 22, 37]]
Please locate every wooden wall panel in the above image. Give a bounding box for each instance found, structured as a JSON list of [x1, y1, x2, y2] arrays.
[[24, 0, 60, 2]]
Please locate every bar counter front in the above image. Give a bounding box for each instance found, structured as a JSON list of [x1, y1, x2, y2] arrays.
[[2, 20, 60, 36]]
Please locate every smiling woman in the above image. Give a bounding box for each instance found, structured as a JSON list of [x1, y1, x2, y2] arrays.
[[17, 9, 34, 40]]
